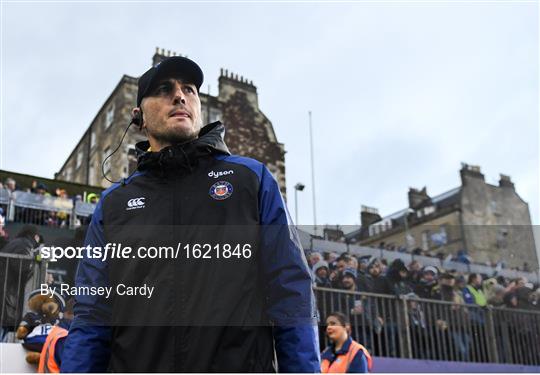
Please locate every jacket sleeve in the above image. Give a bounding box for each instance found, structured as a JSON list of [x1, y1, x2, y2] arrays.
[[258, 166, 321, 372], [347, 350, 369, 373], [462, 287, 475, 305], [61, 201, 112, 372]]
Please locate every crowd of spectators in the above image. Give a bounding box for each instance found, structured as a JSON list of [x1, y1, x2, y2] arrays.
[[308, 251, 540, 310], [309, 251, 540, 363], [370, 241, 531, 272], [0, 177, 98, 231]]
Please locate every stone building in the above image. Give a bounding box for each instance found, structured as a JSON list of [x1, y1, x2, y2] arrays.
[[345, 163, 539, 271], [55, 48, 287, 197]]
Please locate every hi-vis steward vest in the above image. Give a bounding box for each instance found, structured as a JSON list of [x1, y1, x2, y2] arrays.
[[321, 340, 373, 373], [466, 285, 487, 307], [38, 325, 68, 373]]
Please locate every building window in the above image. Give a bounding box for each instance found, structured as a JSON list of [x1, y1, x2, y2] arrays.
[[209, 108, 222, 123], [103, 147, 111, 175], [490, 201, 501, 216], [66, 167, 73, 181], [88, 164, 94, 186], [497, 228, 508, 249], [105, 104, 115, 129], [90, 131, 96, 149], [76, 150, 83, 168]]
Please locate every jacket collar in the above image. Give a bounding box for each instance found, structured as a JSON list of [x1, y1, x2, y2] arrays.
[[322, 336, 353, 361], [135, 121, 230, 176]]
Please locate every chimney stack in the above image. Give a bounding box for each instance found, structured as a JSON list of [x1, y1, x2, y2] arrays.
[[361, 205, 382, 227], [499, 174, 514, 189], [460, 162, 485, 185]]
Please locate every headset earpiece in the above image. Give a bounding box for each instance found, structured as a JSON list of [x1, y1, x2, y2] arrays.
[[131, 109, 144, 130]]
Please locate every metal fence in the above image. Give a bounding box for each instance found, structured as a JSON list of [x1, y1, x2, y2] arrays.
[[0, 188, 95, 229], [314, 287, 540, 366], [0, 250, 46, 342]]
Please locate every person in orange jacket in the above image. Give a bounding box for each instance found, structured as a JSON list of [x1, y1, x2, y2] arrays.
[[321, 312, 372, 373], [37, 299, 74, 373]]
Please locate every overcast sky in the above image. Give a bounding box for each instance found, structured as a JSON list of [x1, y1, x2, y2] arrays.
[[1, 1, 538, 233]]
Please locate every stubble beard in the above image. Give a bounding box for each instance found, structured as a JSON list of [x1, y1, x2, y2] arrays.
[[151, 117, 202, 146]]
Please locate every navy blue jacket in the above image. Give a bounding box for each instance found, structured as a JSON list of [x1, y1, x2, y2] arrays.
[[61, 122, 319, 372]]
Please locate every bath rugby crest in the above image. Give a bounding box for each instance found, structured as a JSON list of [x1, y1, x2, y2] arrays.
[[209, 180, 233, 200]]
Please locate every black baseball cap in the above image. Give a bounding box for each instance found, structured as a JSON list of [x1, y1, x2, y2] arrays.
[[137, 56, 204, 107]]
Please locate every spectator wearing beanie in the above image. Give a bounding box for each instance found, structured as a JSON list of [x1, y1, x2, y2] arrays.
[[385, 259, 412, 296], [356, 256, 373, 293], [367, 258, 390, 294], [313, 261, 331, 288], [413, 266, 439, 299]]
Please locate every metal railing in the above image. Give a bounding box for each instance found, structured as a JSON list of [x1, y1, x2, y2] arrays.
[[314, 287, 540, 366], [0, 188, 95, 229], [1, 186, 537, 283], [0, 250, 46, 342]]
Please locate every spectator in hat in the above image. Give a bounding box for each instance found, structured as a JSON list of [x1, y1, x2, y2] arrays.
[[336, 268, 376, 349], [313, 260, 331, 288], [335, 268, 366, 316], [413, 266, 438, 299], [385, 259, 412, 296], [432, 273, 460, 303], [35, 182, 50, 196], [367, 258, 389, 294], [356, 256, 373, 292], [331, 254, 354, 289]]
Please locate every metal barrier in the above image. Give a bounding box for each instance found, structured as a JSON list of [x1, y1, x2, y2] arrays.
[[0, 250, 46, 342], [2, 187, 537, 282], [314, 287, 540, 366], [0, 188, 95, 229]]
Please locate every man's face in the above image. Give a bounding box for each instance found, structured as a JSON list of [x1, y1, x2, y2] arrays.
[[337, 260, 347, 273], [423, 271, 435, 283], [341, 275, 355, 290], [474, 275, 482, 287], [316, 267, 328, 279], [139, 78, 202, 149], [369, 263, 381, 277]]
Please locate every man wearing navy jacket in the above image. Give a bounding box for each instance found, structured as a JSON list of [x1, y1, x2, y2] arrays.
[[61, 56, 320, 372]]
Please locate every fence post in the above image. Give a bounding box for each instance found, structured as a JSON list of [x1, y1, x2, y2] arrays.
[[485, 306, 499, 363], [70, 201, 77, 229], [7, 194, 15, 222], [398, 296, 412, 359]]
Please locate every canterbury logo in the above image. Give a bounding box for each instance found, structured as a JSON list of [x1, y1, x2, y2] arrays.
[[208, 170, 234, 179], [126, 197, 145, 210]]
